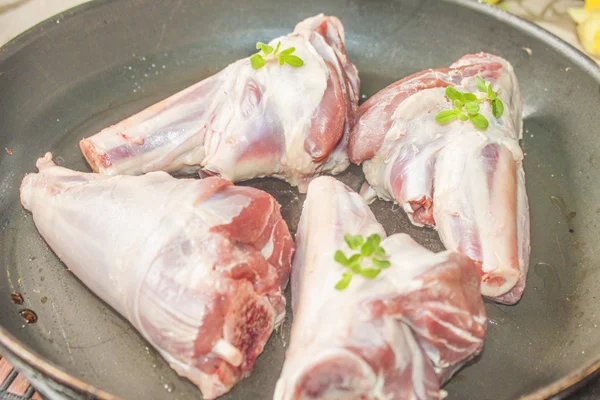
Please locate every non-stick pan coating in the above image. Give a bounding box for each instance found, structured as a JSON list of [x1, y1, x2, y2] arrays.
[[1, 1, 600, 399]]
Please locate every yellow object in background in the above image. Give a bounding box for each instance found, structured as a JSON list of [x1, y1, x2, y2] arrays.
[[586, 0, 600, 12], [568, 0, 600, 56], [577, 11, 600, 56], [481, 0, 508, 11]]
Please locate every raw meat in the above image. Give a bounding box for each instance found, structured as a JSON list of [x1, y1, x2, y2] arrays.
[[80, 14, 359, 192], [274, 176, 486, 400], [20, 153, 294, 399], [349, 53, 530, 304]]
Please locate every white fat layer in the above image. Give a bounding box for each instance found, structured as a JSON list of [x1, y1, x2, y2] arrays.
[[261, 232, 275, 260], [85, 14, 356, 190], [360, 56, 529, 300], [275, 176, 485, 400], [20, 156, 285, 399]]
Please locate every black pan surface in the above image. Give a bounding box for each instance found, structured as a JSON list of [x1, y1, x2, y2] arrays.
[[1, 0, 600, 399]]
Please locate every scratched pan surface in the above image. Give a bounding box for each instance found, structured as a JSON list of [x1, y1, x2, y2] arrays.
[[1, 0, 600, 399]]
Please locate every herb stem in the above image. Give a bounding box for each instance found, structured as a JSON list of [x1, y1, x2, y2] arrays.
[[250, 41, 304, 70], [334, 233, 391, 290], [435, 75, 505, 130]]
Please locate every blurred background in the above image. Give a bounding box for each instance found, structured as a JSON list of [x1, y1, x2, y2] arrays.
[[1, 0, 599, 63], [0, 0, 89, 45]]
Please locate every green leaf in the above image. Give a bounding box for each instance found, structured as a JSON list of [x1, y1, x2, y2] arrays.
[[458, 112, 469, 121], [335, 273, 352, 290], [281, 54, 304, 67], [359, 268, 381, 279], [279, 47, 296, 56], [334, 250, 349, 266], [492, 98, 504, 119], [475, 75, 488, 93], [250, 54, 266, 70], [445, 87, 464, 105], [348, 254, 362, 273], [463, 93, 478, 102], [435, 110, 458, 125], [367, 234, 381, 247], [349, 261, 362, 274], [256, 42, 273, 55], [361, 234, 381, 257], [465, 102, 480, 115], [278, 55, 285, 66], [487, 84, 495, 98], [360, 244, 375, 256], [372, 259, 391, 269], [349, 254, 361, 263], [344, 234, 364, 250], [470, 113, 489, 130], [374, 246, 386, 258], [348, 254, 362, 264], [274, 41, 282, 54]]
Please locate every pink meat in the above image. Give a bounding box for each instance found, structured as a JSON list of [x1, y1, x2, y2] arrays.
[[20, 153, 294, 399], [80, 14, 359, 193], [274, 176, 486, 400], [349, 53, 530, 304]]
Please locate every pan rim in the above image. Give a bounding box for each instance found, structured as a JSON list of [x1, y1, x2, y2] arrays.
[[1, 0, 599, 399], [0, 327, 120, 399]]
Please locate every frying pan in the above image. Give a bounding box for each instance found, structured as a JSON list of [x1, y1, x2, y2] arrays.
[[1, 0, 600, 399]]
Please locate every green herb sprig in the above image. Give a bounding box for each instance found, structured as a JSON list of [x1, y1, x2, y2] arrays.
[[435, 75, 504, 130], [334, 233, 391, 290], [250, 41, 304, 70]]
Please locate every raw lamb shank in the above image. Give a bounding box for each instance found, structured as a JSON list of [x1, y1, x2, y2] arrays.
[[349, 53, 530, 304], [80, 14, 359, 192], [274, 176, 486, 400], [20, 153, 294, 399]]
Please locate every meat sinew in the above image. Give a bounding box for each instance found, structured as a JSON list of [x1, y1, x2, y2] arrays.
[[80, 14, 359, 192], [349, 53, 530, 304], [274, 176, 486, 400], [20, 153, 294, 399]]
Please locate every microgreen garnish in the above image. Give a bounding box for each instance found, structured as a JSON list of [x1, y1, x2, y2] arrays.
[[250, 41, 304, 70], [435, 75, 504, 130], [333, 233, 391, 290]]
